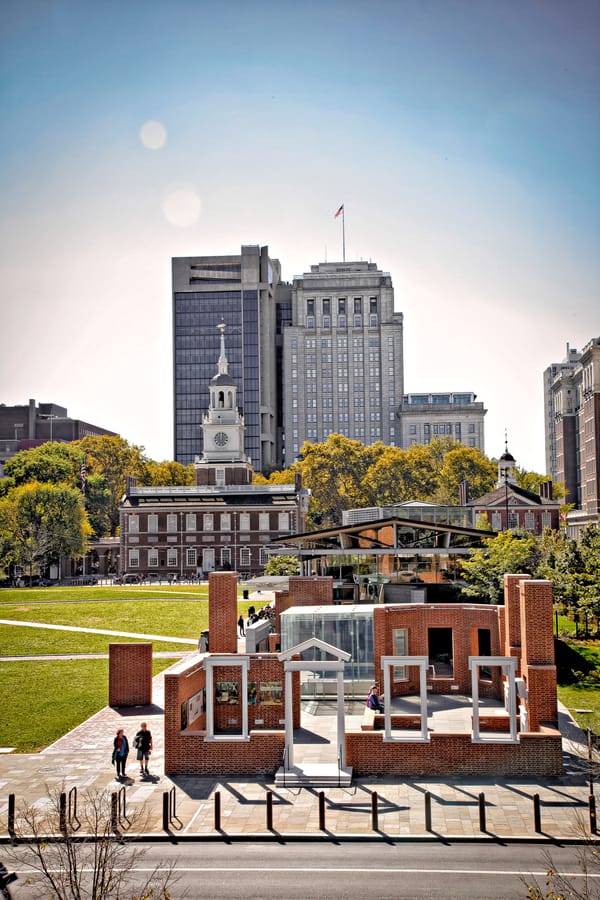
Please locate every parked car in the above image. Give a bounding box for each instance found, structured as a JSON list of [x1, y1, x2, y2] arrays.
[[122, 573, 140, 584]]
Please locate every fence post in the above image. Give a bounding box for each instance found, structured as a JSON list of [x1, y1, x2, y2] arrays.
[[478, 792, 486, 832], [533, 793, 542, 834], [318, 791, 326, 831], [424, 791, 432, 832], [59, 792, 67, 833], [7, 794, 15, 836], [214, 790, 221, 831], [110, 792, 118, 831], [266, 791, 273, 830], [589, 795, 597, 835], [371, 791, 379, 831], [162, 791, 170, 831]]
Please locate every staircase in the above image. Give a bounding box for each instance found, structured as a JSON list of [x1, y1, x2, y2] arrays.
[[275, 762, 352, 787]]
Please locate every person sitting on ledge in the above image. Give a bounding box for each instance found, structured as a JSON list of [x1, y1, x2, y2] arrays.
[[368, 684, 384, 713]]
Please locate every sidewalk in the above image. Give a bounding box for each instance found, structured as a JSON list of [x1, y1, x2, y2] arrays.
[[0, 661, 595, 841]]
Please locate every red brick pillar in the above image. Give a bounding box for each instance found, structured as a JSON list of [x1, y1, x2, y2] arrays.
[[503, 574, 530, 671], [208, 572, 238, 653], [109, 643, 152, 707], [519, 579, 557, 729]]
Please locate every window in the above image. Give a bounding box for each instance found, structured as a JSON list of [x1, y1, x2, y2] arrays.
[[220, 513, 231, 531], [492, 512, 502, 531], [542, 512, 551, 529], [369, 297, 378, 327], [203, 513, 214, 531], [410, 425, 417, 434], [259, 512, 270, 531], [215, 468, 225, 486], [322, 298, 331, 328], [469, 423, 475, 433], [393, 628, 408, 680], [259, 547, 269, 566], [128, 515, 139, 533], [147, 514, 158, 533], [468, 438, 476, 447], [239, 512, 250, 531], [148, 549, 158, 567], [128, 549, 139, 568], [186, 548, 197, 567], [221, 547, 231, 568], [508, 512, 519, 529], [167, 548, 177, 567], [524, 511, 535, 531], [167, 514, 177, 533], [186, 513, 196, 532], [240, 547, 251, 568]]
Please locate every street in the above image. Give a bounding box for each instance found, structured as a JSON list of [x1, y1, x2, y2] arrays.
[[5, 839, 599, 899]]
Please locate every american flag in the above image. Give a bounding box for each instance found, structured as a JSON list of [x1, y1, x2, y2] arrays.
[[81, 457, 86, 493], [334, 204, 344, 218]]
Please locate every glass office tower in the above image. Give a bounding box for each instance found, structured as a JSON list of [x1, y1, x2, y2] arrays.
[[172, 246, 282, 470]]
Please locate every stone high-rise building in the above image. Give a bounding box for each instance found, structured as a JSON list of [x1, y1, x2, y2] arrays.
[[282, 261, 403, 462], [544, 336, 600, 521]]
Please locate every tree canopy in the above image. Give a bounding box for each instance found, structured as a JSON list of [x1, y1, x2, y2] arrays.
[[0, 482, 91, 578]]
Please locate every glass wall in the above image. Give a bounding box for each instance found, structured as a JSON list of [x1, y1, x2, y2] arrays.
[[280, 605, 375, 697], [173, 290, 268, 465]]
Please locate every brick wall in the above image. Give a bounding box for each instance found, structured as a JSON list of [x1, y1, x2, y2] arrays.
[[503, 574, 530, 673], [163, 652, 298, 776], [373, 605, 502, 697], [109, 643, 153, 707], [520, 580, 555, 666], [208, 571, 238, 653], [345, 728, 563, 777]]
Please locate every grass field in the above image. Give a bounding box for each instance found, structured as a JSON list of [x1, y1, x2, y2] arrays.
[[0, 586, 255, 751], [558, 641, 600, 733], [0, 657, 179, 752], [3, 586, 599, 752]]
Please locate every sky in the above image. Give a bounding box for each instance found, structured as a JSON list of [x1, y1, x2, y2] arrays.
[[1, 0, 598, 474]]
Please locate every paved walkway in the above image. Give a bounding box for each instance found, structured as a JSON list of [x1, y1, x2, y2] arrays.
[[0, 660, 595, 841]]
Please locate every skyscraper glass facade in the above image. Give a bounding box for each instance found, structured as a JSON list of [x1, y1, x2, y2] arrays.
[[173, 291, 262, 465]]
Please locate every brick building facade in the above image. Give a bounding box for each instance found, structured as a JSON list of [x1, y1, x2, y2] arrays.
[[119, 326, 309, 579], [117, 571, 563, 780]]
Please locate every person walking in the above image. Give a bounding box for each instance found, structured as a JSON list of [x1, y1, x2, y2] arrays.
[[112, 728, 129, 779], [238, 615, 245, 637], [134, 722, 153, 776]]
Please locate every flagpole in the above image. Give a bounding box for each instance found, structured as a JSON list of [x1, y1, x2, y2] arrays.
[[342, 207, 346, 262]]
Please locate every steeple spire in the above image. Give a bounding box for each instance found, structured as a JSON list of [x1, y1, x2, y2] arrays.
[[217, 321, 228, 375]]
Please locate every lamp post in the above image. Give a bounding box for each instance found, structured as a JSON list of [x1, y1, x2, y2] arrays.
[[500, 466, 510, 530], [41, 413, 58, 443]]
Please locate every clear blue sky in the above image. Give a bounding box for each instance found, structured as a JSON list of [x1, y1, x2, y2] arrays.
[[1, 0, 598, 473]]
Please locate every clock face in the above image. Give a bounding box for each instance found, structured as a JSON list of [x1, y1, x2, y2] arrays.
[[214, 431, 229, 447]]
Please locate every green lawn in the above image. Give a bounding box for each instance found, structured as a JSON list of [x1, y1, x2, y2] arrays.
[[0, 657, 179, 752], [557, 641, 600, 733], [0, 584, 210, 603], [0, 587, 255, 751]]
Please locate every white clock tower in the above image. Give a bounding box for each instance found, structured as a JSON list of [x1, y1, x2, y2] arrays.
[[195, 323, 252, 484]]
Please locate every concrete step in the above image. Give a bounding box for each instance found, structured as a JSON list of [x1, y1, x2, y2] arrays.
[[274, 763, 353, 787]]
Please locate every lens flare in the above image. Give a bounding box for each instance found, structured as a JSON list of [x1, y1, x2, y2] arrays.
[[139, 120, 167, 150]]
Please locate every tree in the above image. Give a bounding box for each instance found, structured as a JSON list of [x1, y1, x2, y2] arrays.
[[0, 482, 91, 580], [362, 444, 437, 507], [4, 442, 83, 491], [297, 435, 377, 526], [264, 554, 300, 576], [516, 467, 567, 502], [5, 785, 177, 899], [434, 446, 497, 505], [460, 530, 539, 603], [74, 436, 147, 536], [139, 460, 194, 486]]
